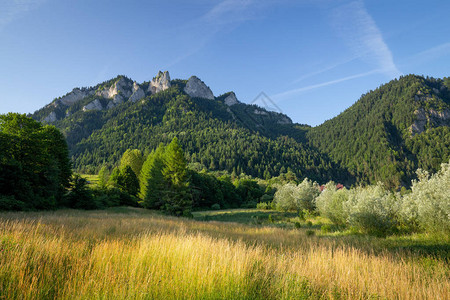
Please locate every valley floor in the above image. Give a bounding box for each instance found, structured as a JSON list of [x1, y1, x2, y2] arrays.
[[0, 207, 448, 299]]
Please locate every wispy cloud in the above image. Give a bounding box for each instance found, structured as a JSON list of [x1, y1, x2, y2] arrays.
[[274, 0, 401, 102], [0, 0, 45, 30], [203, 0, 256, 25], [400, 42, 450, 67], [292, 56, 357, 84], [273, 69, 380, 100], [331, 0, 401, 78]]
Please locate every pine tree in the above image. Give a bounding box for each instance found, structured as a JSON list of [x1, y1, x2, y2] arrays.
[[139, 144, 166, 209], [162, 137, 192, 216], [163, 138, 187, 186], [97, 166, 109, 189]]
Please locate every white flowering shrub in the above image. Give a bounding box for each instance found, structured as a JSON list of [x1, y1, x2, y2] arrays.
[[274, 178, 320, 212], [315, 181, 348, 226], [343, 183, 400, 236], [400, 161, 450, 234]]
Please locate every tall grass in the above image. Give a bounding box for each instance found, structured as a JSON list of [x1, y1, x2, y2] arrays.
[[0, 208, 448, 299]]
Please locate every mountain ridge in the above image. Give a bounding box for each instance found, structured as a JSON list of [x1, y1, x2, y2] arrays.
[[34, 71, 253, 124], [30, 72, 450, 188]]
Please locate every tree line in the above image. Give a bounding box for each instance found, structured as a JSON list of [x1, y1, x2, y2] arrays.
[[0, 113, 274, 215], [99, 138, 275, 216]]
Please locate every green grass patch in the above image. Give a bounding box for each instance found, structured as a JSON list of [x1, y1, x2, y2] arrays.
[[80, 174, 99, 186], [193, 209, 298, 226]]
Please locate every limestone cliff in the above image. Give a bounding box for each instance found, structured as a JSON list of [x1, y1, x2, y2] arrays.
[[149, 71, 171, 94], [410, 108, 450, 135], [83, 99, 103, 111], [184, 76, 214, 100], [224, 92, 239, 106]]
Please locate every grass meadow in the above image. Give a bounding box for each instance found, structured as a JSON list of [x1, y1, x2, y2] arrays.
[[0, 207, 448, 299]]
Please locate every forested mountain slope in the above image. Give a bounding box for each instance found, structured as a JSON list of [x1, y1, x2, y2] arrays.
[[307, 75, 450, 188], [32, 72, 346, 183], [32, 73, 449, 188]]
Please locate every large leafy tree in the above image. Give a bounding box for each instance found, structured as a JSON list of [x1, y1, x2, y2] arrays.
[[120, 149, 144, 179], [0, 113, 72, 210], [42, 125, 72, 199]]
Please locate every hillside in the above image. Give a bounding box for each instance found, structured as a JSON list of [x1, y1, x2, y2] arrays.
[[32, 73, 450, 187], [32, 71, 345, 183], [307, 75, 450, 187]]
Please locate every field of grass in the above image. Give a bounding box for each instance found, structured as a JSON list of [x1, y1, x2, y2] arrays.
[[0, 207, 448, 299]]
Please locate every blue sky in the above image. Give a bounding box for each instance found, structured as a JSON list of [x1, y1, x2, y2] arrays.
[[1, 0, 449, 126]]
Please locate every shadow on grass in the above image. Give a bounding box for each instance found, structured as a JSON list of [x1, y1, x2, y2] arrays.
[[385, 239, 450, 261], [193, 209, 450, 261], [193, 209, 298, 225]]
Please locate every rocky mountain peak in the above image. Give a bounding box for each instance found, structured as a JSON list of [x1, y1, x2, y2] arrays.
[[223, 92, 239, 106], [184, 76, 214, 100], [149, 71, 171, 94], [129, 81, 145, 102], [96, 76, 134, 105], [55, 87, 96, 107]]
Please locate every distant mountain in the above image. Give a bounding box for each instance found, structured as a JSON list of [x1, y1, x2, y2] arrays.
[[307, 75, 450, 188], [31, 72, 449, 188], [31, 71, 345, 183]]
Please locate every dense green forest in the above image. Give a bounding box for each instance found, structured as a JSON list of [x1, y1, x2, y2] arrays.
[[308, 75, 450, 188], [34, 81, 346, 184], [0, 113, 275, 214], [30, 74, 450, 189]]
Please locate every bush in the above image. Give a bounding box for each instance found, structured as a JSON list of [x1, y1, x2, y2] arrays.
[[315, 163, 450, 236], [274, 183, 299, 211], [273, 179, 319, 213], [256, 202, 270, 210], [0, 195, 26, 211], [315, 182, 348, 226], [92, 187, 119, 208], [64, 175, 98, 210], [321, 224, 332, 233], [400, 162, 450, 234], [296, 178, 320, 212], [260, 194, 273, 203], [344, 183, 399, 236], [306, 230, 315, 236], [211, 203, 221, 210]]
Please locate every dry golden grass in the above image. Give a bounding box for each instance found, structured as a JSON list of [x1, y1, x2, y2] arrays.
[[0, 208, 448, 299]]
